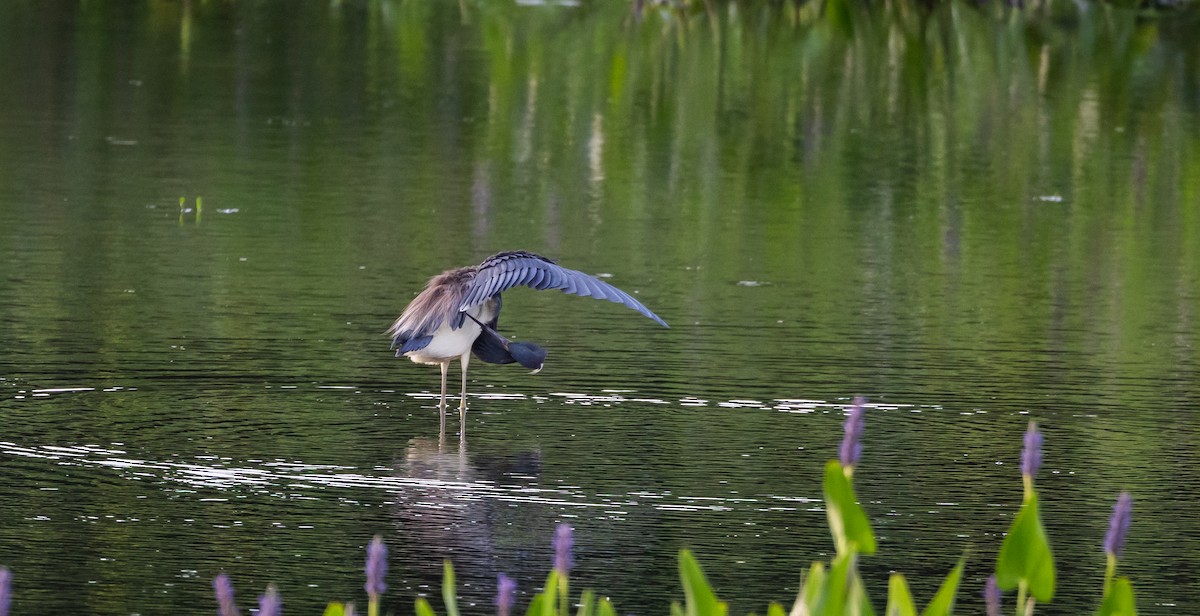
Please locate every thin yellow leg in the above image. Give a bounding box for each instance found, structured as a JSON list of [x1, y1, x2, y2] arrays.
[[458, 353, 470, 419], [438, 361, 449, 414]]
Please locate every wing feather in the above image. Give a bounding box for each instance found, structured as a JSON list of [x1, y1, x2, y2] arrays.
[[580, 277, 610, 300], [458, 251, 668, 327]]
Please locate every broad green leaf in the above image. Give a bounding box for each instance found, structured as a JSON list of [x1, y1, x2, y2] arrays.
[[671, 601, 686, 616], [921, 557, 965, 616], [996, 494, 1055, 602], [597, 598, 617, 616], [1097, 577, 1138, 616], [442, 560, 461, 616], [885, 574, 917, 616], [824, 461, 877, 555], [766, 602, 787, 616], [679, 550, 728, 616], [577, 589, 596, 616], [322, 602, 346, 616], [415, 597, 438, 616]]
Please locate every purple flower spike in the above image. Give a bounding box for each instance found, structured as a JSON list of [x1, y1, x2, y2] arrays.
[[213, 573, 239, 616], [1104, 492, 1134, 558], [495, 573, 517, 616], [984, 575, 1001, 616], [1021, 421, 1042, 477], [258, 585, 281, 616], [0, 567, 11, 616], [839, 397, 866, 468], [365, 535, 388, 597], [552, 524, 573, 575]]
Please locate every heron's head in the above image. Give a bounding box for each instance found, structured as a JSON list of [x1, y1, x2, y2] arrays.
[[508, 342, 546, 373]]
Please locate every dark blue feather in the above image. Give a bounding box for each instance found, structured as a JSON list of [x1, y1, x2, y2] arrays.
[[457, 251, 668, 328], [399, 335, 433, 354]]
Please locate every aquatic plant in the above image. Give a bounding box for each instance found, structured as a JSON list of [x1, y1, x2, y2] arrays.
[[0, 404, 1145, 616], [984, 575, 1001, 616], [258, 584, 281, 616], [0, 567, 11, 616], [213, 573, 239, 616], [365, 534, 388, 616], [838, 396, 865, 472], [1098, 492, 1137, 616], [552, 524, 573, 575], [495, 574, 517, 616]]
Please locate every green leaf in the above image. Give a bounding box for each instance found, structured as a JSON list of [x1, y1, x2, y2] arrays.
[[813, 554, 852, 616], [766, 603, 787, 616], [996, 494, 1056, 602], [322, 603, 346, 616], [525, 594, 546, 616], [577, 589, 596, 616], [415, 597, 438, 616], [885, 574, 917, 616], [921, 557, 966, 616], [795, 561, 827, 614], [848, 571, 876, 616], [1097, 577, 1138, 616], [539, 571, 560, 616], [597, 598, 617, 616], [679, 550, 728, 616], [824, 461, 877, 555], [442, 560, 461, 616], [670, 601, 686, 616]]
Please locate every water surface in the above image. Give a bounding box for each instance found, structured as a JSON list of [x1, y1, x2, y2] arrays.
[[0, 1, 1197, 614]]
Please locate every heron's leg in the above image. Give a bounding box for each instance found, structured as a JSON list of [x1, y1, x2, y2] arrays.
[[438, 361, 449, 414], [458, 353, 471, 418]]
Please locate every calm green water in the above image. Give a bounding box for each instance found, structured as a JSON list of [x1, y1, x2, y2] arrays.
[[1, 1, 1198, 614]]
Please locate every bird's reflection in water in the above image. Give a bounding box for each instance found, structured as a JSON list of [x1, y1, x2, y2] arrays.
[[391, 435, 544, 607]]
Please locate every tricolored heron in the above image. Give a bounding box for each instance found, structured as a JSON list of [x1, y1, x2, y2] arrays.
[[388, 250, 668, 419]]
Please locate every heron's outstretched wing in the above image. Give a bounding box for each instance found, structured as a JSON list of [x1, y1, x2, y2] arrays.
[[459, 251, 669, 328]]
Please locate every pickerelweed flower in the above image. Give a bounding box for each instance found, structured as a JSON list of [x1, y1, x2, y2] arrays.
[[1104, 492, 1133, 558], [839, 396, 866, 470], [495, 573, 517, 616], [213, 573, 239, 616], [365, 535, 388, 598], [1021, 421, 1043, 478], [258, 585, 281, 616], [552, 524, 574, 575], [0, 567, 11, 616], [984, 574, 1001, 616]]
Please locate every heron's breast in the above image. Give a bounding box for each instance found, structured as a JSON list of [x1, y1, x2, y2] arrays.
[[404, 301, 495, 363]]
